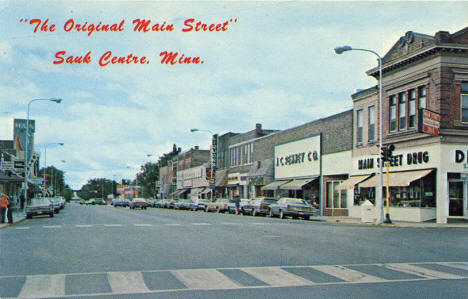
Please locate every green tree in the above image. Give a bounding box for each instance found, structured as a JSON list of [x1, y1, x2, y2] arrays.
[[77, 178, 117, 200], [135, 162, 159, 198]]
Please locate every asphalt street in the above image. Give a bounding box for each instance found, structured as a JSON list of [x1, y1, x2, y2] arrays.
[[1, 203, 468, 298]]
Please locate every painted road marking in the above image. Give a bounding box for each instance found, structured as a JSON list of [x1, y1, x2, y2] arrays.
[[18, 274, 65, 298], [134, 224, 152, 227], [2, 261, 468, 298], [242, 267, 312, 286], [43, 225, 61, 228], [14, 227, 30, 230], [107, 272, 149, 294], [103, 224, 122, 227], [75, 225, 93, 228], [385, 263, 463, 279], [311, 265, 386, 283], [164, 223, 181, 226], [172, 269, 239, 289], [191, 223, 211, 226]]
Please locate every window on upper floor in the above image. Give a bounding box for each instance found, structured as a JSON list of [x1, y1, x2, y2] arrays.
[[389, 96, 397, 132], [399, 92, 407, 130], [462, 83, 468, 123], [368, 106, 375, 142], [409, 89, 416, 128], [419, 86, 427, 109], [357, 109, 363, 145]]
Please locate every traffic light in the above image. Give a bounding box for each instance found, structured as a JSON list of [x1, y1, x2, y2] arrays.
[[381, 144, 395, 162]]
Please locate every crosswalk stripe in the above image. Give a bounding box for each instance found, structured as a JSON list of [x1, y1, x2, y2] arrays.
[[164, 223, 181, 226], [75, 225, 93, 228], [172, 269, 239, 289], [18, 274, 65, 298], [242, 267, 312, 286], [104, 224, 122, 227], [385, 263, 463, 279], [15, 227, 30, 230], [43, 225, 61, 228], [311, 265, 386, 283], [191, 223, 211, 226], [134, 224, 152, 227], [438, 262, 468, 271], [107, 272, 149, 294]]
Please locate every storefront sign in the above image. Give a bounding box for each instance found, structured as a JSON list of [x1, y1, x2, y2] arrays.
[[357, 151, 430, 170], [460, 173, 468, 181], [211, 134, 218, 170], [275, 135, 321, 179], [13, 119, 36, 163], [419, 109, 440, 136]]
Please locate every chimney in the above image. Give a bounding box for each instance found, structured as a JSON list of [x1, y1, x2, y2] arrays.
[[256, 123, 262, 133], [194, 146, 199, 150]]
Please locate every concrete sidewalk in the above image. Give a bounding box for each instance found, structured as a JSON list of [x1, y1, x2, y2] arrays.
[[315, 216, 468, 228], [0, 209, 26, 229]]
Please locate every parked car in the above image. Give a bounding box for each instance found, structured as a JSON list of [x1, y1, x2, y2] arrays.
[[244, 197, 277, 216], [190, 199, 210, 211], [93, 198, 107, 205], [79, 199, 86, 205], [205, 198, 230, 213], [238, 199, 254, 215], [25, 198, 54, 218], [49, 197, 62, 213], [113, 198, 129, 207], [268, 197, 316, 220], [129, 198, 148, 209], [146, 200, 157, 208], [174, 199, 192, 210], [55, 196, 66, 209]]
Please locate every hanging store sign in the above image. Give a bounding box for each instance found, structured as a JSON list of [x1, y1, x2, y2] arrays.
[[419, 109, 440, 136], [274, 135, 321, 179], [211, 134, 218, 170]]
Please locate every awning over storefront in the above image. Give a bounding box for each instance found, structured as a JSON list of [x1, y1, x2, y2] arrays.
[[336, 175, 372, 190], [171, 188, 189, 197], [201, 188, 211, 195], [190, 187, 204, 195], [279, 177, 318, 190], [261, 180, 291, 191], [358, 169, 433, 188], [215, 169, 228, 187]]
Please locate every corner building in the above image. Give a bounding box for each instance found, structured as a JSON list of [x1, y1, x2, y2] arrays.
[[348, 27, 468, 223]]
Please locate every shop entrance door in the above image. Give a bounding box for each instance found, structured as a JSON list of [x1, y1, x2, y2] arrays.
[[448, 181, 466, 217]]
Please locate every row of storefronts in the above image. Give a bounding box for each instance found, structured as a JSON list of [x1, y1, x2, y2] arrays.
[[159, 26, 468, 224]]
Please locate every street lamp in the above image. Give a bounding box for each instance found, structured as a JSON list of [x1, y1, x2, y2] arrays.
[[334, 46, 384, 224], [42, 142, 64, 197], [24, 98, 62, 210], [190, 128, 216, 201]]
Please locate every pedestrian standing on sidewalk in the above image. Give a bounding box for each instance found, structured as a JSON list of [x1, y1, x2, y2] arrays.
[[1, 193, 9, 223], [6, 193, 13, 224], [20, 193, 25, 210], [234, 191, 241, 215]]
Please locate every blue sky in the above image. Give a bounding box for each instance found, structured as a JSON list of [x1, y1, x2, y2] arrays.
[[1, 1, 467, 189]]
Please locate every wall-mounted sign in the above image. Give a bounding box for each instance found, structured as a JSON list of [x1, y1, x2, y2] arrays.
[[13, 119, 36, 163], [274, 135, 321, 179], [419, 109, 440, 136], [357, 150, 430, 170], [211, 134, 218, 170]]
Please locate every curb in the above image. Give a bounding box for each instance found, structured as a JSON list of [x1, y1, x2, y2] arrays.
[[0, 214, 26, 229]]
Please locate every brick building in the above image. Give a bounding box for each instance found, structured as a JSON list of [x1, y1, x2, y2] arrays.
[[346, 27, 468, 223]]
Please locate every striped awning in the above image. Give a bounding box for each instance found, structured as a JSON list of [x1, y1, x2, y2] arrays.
[[358, 169, 433, 188], [279, 177, 318, 190], [261, 180, 291, 191], [336, 175, 372, 190]]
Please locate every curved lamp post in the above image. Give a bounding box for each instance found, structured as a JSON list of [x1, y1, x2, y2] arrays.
[[334, 46, 384, 224], [24, 98, 62, 210]]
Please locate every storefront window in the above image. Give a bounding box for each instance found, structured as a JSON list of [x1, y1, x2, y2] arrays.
[[384, 172, 435, 208], [326, 181, 347, 209]]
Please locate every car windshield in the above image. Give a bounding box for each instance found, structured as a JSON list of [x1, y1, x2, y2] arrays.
[[31, 198, 51, 205], [286, 199, 308, 205]]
